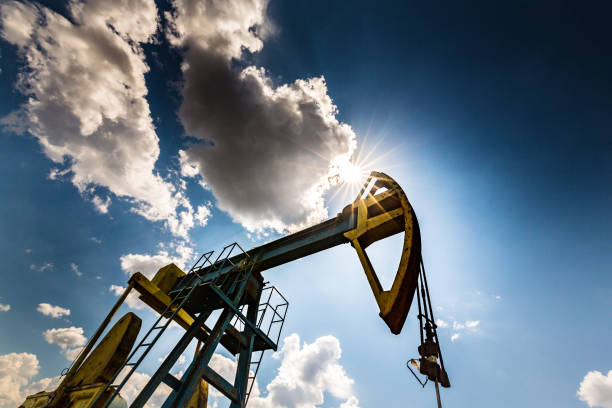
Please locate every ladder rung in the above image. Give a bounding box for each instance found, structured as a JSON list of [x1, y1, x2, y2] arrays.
[[141, 343, 153, 347], [125, 362, 136, 366]]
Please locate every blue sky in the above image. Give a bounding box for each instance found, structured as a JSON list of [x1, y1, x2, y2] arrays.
[[0, 0, 611, 407]]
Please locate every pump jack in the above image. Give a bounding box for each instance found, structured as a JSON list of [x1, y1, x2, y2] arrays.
[[21, 171, 449, 408]]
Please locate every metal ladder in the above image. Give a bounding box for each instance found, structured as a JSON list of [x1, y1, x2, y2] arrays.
[[157, 244, 257, 408], [244, 286, 289, 405], [89, 251, 215, 408], [245, 349, 265, 404]]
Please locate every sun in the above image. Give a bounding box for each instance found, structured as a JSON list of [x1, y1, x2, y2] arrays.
[[331, 155, 364, 185], [338, 160, 363, 184]]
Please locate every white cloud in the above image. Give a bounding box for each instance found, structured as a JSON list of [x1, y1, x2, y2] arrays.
[[0, 0, 201, 239], [0, 352, 40, 408], [48, 167, 71, 181], [158, 354, 186, 365], [90, 236, 102, 244], [63, 346, 85, 362], [0, 1, 37, 47], [43, 327, 87, 361], [495, 295, 502, 300], [465, 320, 480, 329], [108, 284, 125, 297], [452, 321, 464, 331], [340, 396, 361, 408], [209, 353, 240, 385], [245, 333, 359, 408], [0, 351, 172, 408], [25, 248, 31, 253], [120, 242, 194, 279], [70, 263, 82, 277], [165, 0, 269, 60], [194, 204, 212, 227], [167, 0, 357, 234], [37, 303, 71, 318], [109, 284, 145, 310], [453, 320, 480, 331], [116, 368, 172, 408], [205, 336, 360, 407], [2, 361, 170, 408], [435, 319, 448, 328], [22, 375, 62, 399], [92, 195, 112, 214], [578, 370, 612, 408], [178, 149, 200, 178], [449, 320, 480, 342], [0, 304, 9, 312], [30, 263, 53, 272]]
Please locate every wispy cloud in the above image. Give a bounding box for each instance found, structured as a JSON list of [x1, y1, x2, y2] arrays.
[[70, 263, 82, 277], [450, 320, 480, 342], [91, 195, 111, 214], [30, 263, 53, 272], [465, 320, 480, 329], [0, 303, 10, 312], [436, 319, 449, 328]]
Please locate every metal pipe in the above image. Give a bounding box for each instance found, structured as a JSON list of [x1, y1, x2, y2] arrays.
[[434, 379, 442, 408]]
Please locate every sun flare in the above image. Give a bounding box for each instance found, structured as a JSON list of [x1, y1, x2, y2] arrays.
[[330, 155, 364, 185], [338, 160, 363, 184]]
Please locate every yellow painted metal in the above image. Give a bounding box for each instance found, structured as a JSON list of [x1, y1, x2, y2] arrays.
[[19, 311, 141, 408], [69, 313, 142, 387], [130, 272, 204, 334], [131, 269, 211, 407], [187, 379, 209, 408], [45, 282, 136, 408], [343, 171, 421, 334], [21, 283, 209, 407], [19, 383, 128, 408], [19, 384, 127, 408], [152, 263, 186, 293]]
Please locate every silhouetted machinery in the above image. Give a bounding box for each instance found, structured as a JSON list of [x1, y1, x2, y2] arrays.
[[21, 172, 449, 408]]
